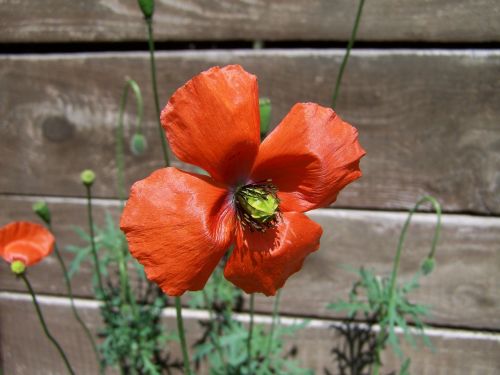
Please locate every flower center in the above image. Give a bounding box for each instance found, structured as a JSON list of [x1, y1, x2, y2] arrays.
[[234, 181, 281, 232]]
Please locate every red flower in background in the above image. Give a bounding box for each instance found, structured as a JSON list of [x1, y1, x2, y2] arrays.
[[120, 65, 365, 296], [0, 222, 54, 267]]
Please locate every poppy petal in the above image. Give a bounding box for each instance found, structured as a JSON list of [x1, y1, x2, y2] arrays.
[[0, 222, 54, 266], [120, 167, 235, 296], [224, 212, 322, 296], [161, 65, 261, 186], [251, 103, 366, 212]]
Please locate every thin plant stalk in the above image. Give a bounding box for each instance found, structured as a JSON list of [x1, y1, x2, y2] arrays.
[[266, 289, 282, 356], [371, 196, 442, 375], [85, 185, 106, 298], [114, 78, 143, 317], [145, 17, 169, 166], [143, 12, 194, 373], [247, 294, 255, 370], [175, 296, 192, 375], [116, 78, 144, 207], [202, 290, 227, 371], [21, 273, 75, 375], [48, 223, 101, 372], [143, 13, 195, 373], [332, 0, 366, 108]]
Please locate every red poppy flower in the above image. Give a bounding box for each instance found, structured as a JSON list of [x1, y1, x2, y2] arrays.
[[121, 65, 365, 296], [0, 221, 55, 266]]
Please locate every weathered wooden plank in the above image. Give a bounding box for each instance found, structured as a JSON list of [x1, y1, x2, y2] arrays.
[[1, 292, 499, 375], [0, 195, 499, 330], [1, 50, 499, 213], [0, 0, 499, 43]]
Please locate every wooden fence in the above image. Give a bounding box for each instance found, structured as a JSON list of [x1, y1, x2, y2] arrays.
[[1, 1, 499, 374]]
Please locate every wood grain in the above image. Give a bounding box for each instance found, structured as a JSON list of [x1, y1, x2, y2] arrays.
[[1, 292, 499, 375], [0, 195, 499, 330], [0, 0, 499, 43], [0, 50, 499, 213]]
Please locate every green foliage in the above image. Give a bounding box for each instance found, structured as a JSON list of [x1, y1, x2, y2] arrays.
[[190, 262, 312, 375], [98, 291, 174, 374], [65, 212, 178, 374], [327, 196, 442, 375], [328, 267, 431, 374]]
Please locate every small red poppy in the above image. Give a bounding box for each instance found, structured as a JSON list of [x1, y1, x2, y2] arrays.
[[121, 65, 366, 296], [0, 221, 55, 266]]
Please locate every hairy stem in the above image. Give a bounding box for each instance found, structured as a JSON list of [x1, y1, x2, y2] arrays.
[[85, 185, 105, 298], [247, 294, 255, 371], [49, 223, 101, 372], [202, 290, 227, 371], [144, 14, 193, 374], [332, 0, 366, 108], [146, 17, 169, 166], [116, 78, 143, 207], [175, 296, 192, 375], [371, 196, 442, 374], [21, 273, 75, 375], [266, 289, 282, 357]]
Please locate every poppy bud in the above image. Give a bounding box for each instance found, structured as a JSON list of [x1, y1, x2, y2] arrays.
[[259, 98, 271, 138], [137, 0, 154, 19], [32, 200, 51, 225], [80, 169, 96, 187], [421, 257, 435, 275], [11, 260, 26, 275], [130, 133, 148, 156]]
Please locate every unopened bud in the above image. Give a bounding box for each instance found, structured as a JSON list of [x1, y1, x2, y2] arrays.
[[259, 98, 271, 138], [130, 133, 148, 156], [421, 257, 436, 275], [80, 169, 96, 187], [137, 0, 154, 19], [11, 260, 26, 275], [32, 201, 51, 225]]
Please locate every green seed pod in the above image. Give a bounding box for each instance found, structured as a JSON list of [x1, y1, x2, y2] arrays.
[[137, 0, 154, 19], [259, 98, 271, 138], [130, 133, 148, 156], [240, 190, 278, 223], [80, 169, 96, 187], [11, 260, 26, 275], [421, 257, 436, 275], [32, 200, 51, 225]]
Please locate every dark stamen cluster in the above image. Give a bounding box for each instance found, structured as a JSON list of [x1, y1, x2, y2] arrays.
[[234, 180, 281, 233]]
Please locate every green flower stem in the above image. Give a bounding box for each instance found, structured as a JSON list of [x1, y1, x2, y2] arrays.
[[144, 13, 192, 374], [116, 243, 138, 319], [332, 0, 366, 108], [85, 185, 105, 299], [116, 78, 144, 206], [247, 293, 255, 370], [20, 273, 75, 375], [48, 223, 101, 372], [266, 289, 282, 357], [175, 296, 192, 375], [145, 17, 170, 167], [371, 195, 442, 375], [115, 78, 143, 325], [202, 290, 227, 371]]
